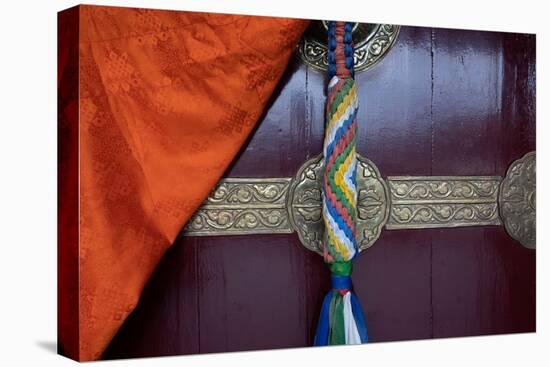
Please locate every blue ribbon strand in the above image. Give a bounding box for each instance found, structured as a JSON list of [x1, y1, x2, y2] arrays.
[[313, 291, 334, 346]]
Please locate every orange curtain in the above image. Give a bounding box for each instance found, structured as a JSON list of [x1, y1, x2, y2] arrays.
[[58, 5, 309, 361]]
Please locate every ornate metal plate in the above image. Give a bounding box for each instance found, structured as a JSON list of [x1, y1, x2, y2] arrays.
[[499, 152, 536, 249], [286, 154, 389, 255], [297, 22, 400, 74], [183, 178, 292, 235], [386, 176, 502, 229], [181, 152, 536, 253]]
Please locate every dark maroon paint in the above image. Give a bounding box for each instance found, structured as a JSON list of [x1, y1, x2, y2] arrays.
[[103, 26, 535, 359]]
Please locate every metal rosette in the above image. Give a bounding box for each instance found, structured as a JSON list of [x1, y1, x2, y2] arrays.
[[287, 154, 390, 255], [498, 152, 536, 249], [297, 22, 400, 74]]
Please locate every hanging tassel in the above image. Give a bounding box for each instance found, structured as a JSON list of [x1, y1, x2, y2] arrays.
[[314, 263, 368, 345], [314, 21, 368, 347]]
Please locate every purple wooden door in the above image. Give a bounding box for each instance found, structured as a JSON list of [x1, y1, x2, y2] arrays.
[[103, 25, 535, 359]]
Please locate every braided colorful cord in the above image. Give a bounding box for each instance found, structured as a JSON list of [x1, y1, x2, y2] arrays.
[[314, 21, 368, 346]]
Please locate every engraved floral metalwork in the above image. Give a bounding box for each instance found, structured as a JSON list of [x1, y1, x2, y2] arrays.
[[286, 155, 324, 254], [181, 152, 536, 253], [297, 22, 400, 73], [182, 178, 293, 235], [499, 152, 536, 249], [386, 177, 502, 229], [355, 156, 390, 251], [286, 154, 390, 255]]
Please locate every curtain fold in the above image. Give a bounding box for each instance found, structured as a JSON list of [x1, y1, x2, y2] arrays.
[[58, 5, 309, 361]]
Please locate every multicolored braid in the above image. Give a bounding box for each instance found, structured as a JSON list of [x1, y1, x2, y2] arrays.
[[314, 21, 368, 346]]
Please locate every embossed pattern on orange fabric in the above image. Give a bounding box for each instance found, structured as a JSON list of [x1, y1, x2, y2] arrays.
[[61, 5, 308, 361]]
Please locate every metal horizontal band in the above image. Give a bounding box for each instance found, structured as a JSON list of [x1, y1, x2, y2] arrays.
[[386, 176, 502, 229], [183, 178, 293, 236], [181, 152, 536, 251]]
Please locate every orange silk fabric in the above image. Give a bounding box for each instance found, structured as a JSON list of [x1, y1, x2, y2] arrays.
[[63, 5, 308, 361]]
